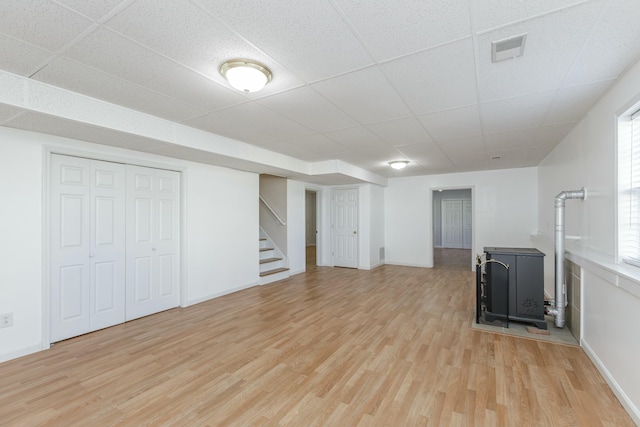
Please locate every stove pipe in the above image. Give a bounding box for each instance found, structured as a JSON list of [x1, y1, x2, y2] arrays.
[[548, 189, 586, 328]]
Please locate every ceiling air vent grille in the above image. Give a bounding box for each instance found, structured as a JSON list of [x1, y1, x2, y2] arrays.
[[492, 34, 527, 63]]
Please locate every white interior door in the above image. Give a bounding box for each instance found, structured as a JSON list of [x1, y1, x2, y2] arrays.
[[306, 191, 317, 246], [126, 165, 180, 321], [332, 188, 358, 268], [463, 199, 472, 249], [442, 199, 463, 249], [51, 155, 126, 342]]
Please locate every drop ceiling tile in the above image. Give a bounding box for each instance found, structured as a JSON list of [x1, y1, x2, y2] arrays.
[[0, 0, 93, 51], [418, 105, 482, 141], [63, 27, 247, 111], [323, 126, 389, 151], [382, 38, 478, 115], [311, 66, 412, 124], [436, 135, 486, 156], [258, 86, 357, 132], [33, 57, 207, 122], [480, 91, 555, 133], [543, 80, 614, 125], [564, 1, 640, 86], [475, 1, 602, 102], [197, 0, 373, 82], [524, 142, 556, 163], [281, 133, 350, 157], [0, 33, 53, 76], [334, 0, 471, 61], [395, 143, 453, 169], [534, 123, 576, 146], [105, 0, 304, 95], [471, 0, 593, 32], [366, 116, 433, 146], [448, 153, 490, 170], [484, 129, 538, 151], [55, 0, 128, 21], [184, 102, 313, 146]]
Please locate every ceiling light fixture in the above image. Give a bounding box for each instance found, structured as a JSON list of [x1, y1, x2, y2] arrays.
[[388, 160, 409, 170], [220, 59, 272, 93]]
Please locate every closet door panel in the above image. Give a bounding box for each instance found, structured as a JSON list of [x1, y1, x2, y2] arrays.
[[126, 165, 180, 321], [89, 160, 126, 331], [51, 155, 91, 342]]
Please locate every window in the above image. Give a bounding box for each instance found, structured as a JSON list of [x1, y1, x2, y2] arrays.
[[618, 108, 640, 267]]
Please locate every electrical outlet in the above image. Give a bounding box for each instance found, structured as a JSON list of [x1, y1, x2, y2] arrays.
[[0, 313, 13, 328]]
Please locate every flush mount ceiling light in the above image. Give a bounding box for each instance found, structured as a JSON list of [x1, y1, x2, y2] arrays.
[[491, 34, 527, 63], [388, 160, 409, 170], [220, 59, 272, 93]]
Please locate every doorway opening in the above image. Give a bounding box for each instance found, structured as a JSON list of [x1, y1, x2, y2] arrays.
[[432, 188, 473, 271], [305, 190, 318, 268]]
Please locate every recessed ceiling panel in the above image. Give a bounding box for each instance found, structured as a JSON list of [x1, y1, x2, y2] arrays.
[[476, 1, 601, 102], [436, 135, 486, 156], [480, 91, 555, 133], [63, 27, 247, 111], [0, 0, 93, 51], [55, 0, 129, 21], [334, 0, 472, 61], [543, 80, 614, 126], [196, 0, 373, 82], [564, 0, 640, 86], [258, 86, 357, 132], [0, 33, 53, 77], [311, 66, 412, 124], [471, 0, 591, 32], [382, 38, 478, 115], [418, 105, 483, 141], [323, 126, 389, 151], [33, 57, 207, 122], [105, 0, 304, 94], [366, 116, 433, 146]]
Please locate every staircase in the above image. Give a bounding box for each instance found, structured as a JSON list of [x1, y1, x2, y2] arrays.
[[259, 230, 290, 285]]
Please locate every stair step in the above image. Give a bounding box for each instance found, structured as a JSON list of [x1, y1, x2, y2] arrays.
[[260, 257, 283, 264], [259, 238, 266, 241], [259, 247, 274, 252], [260, 267, 289, 277]]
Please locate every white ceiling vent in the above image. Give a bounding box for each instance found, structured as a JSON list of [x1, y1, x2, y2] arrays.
[[491, 34, 527, 63]]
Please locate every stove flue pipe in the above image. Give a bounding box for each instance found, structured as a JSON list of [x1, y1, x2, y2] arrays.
[[548, 189, 586, 328]]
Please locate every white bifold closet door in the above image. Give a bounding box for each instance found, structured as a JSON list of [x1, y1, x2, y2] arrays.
[[50, 154, 126, 342], [125, 165, 180, 321]]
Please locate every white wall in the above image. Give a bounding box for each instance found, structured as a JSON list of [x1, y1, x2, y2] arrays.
[[287, 179, 306, 275], [358, 184, 385, 269], [0, 126, 259, 363], [536, 59, 640, 423], [385, 167, 538, 269]]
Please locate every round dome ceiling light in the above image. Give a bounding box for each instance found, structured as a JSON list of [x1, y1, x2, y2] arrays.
[[388, 160, 409, 170], [220, 59, 272, 93]]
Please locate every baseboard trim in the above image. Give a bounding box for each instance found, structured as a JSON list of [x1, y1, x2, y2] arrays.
[[582, 339, 640, 425], [184, 281, 261, 307], [0, 344, 44, 364], [384, 261, 431, 268]]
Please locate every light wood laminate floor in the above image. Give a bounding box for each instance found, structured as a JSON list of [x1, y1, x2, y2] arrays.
[[0, 265, 633, 426]]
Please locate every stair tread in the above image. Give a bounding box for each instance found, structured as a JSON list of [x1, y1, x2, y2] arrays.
[[260, 257, 283, 264], [259, 247, 274, 252], [260, 267, 289, 277], [259, 238, 266, 241]]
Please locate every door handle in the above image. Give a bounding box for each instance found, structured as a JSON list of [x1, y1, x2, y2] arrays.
[[353, 230, 357, 234]]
